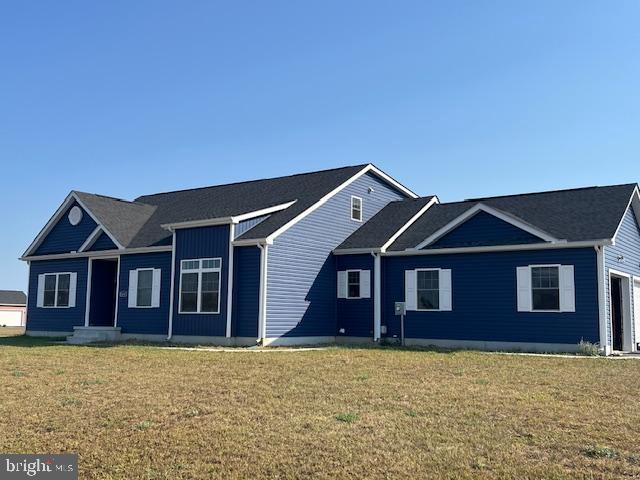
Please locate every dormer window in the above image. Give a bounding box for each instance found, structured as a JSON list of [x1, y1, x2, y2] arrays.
[[351, 196, 362, 222]]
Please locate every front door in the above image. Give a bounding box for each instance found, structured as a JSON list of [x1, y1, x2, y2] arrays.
[[88, 259, 118, 327], [611, 277, 623, 351]]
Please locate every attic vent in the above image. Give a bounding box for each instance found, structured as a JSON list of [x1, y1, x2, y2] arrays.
[[68, 206, 83, 226]]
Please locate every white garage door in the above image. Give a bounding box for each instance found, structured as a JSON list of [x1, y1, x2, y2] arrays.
[[0, 310, 23, 327]]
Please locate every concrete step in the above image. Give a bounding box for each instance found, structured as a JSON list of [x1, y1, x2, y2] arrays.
[[67, 326, 121, 344]]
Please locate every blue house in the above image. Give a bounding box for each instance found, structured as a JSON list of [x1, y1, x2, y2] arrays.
[[21, 165, 640, 355]]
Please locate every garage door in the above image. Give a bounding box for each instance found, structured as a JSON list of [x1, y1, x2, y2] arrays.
[[0, 310, 23, 327]]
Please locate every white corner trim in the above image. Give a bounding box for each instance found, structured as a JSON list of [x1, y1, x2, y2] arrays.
[[413, 203, 561, 250], [265, 164, 418, 244], [257, 243, 269, 342], [611, 186, 640, 245], [167, 231, 177, 340], [384, 240, 610, 257], [225, 224, 235, 338], [78, 226, 104, 252], [373, 253, 381, 341], [595, 246, 610, 355], [380, 196, 439, 252], [23, 191, 124, 257], [232, 201, 297, 223]]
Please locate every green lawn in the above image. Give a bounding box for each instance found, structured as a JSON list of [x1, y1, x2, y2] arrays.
[[1, 336, 639, 479]]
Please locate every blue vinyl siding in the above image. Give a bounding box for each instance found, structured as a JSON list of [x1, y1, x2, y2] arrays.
[[172, 225, 230, 336], [382, 248, 599, 345], [88, 232, 118, 251], [117, 252, 172, 335], [336, 254, 374, 337], [34, 202, 97, 255], [427, 211, 543, 249], [604, 207, 640, 347], [232, 246, 260, 338], [266, 172, 407, 338], [235, 215, 269, 238], [26, 258, 89, 332]]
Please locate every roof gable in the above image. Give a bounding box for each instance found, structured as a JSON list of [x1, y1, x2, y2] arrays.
[[33, 201, 98, 256], [0, 290, 26, 306]]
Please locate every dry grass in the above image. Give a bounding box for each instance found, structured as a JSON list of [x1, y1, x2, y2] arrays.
[[0, 326, 25, 337], [1, 336, 639, 479]]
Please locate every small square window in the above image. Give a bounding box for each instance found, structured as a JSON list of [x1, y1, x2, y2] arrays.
[[351, 196, 362, 222]]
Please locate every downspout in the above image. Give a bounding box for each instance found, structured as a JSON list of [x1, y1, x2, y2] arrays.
[[225, 224, 235, 338], [595, 245, 610, 355], [372, 252, 381, 342], [257, 243, 269, 345], [167, 230, 177, 341]]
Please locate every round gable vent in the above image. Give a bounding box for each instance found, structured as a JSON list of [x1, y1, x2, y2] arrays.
[[68, 206, 83, 226]]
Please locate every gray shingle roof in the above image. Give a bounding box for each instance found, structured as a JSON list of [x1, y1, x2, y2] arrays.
[[387, 184, 638, 251], [0, 290, 26, 306], [336, 196, 436, 250], [74, 165, 372, 248]]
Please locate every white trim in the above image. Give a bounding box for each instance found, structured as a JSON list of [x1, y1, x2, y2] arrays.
[[373, 253, 381, 341], [345, 269, 362, 299], [167, 231, 177, 340], [21, 245, 172, 262], [161, 201, 298, 231], [177, 258, 222, 314], [415, 268, 443, 311], [383, 240, 610, 257], [350, 196, 363, 222], [608, 269, 634, 352], [23, 193, 77, 257], [413, 203, 560, 250], [611, 186, 640, 245], [595, 246, 610, 355], [258, 243, 268, 342], [226, 224, 235, 337], [232, 238, 269, 247], [78, 226, 104, 252], [608, 268, 632, 279], [380, 197, 439, 252], [84, 256, 119, 327], [528, 264, 562, 313], [265, 164, 418, 244]]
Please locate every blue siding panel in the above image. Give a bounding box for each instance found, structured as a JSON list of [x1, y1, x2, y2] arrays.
[[88, 232, 118, 251], [336, 254, 374, 337], [235, 215, 270, 238], [382, 248, 599, 345], [34, 202, 97, 255], [428, 211, 543, 249], [26, 258, 89, 332], [604, 207, 640, 347], [232, 246, 261, 338], [117, 252, 172, 335], [266, 172, 407, 338], [172, 225, 230, 336]]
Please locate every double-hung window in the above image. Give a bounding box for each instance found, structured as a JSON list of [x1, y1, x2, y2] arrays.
[[337, 270, 371, 299], [531, 266, 559, 311], [516, 264, 575, 312], [179, 258, 222, 313], [351, 196, 363, 222], [404, 268, 452, 311], [417, 269, 439, 310], [38, 272, 76, 308], [128, 268, 161, 308], [347, 270, 361, 299]]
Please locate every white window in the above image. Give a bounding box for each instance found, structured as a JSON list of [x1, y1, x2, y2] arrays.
[[37, 272, 77, 308], [337, 270, 370, 299], [128, 268, 161, 308], [351, 196, 363, 222], [179, 258, 222, 314], [404, 269, 452, 311], [517, 264, 575, 312]]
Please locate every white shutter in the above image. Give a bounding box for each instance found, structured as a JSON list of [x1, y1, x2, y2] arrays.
[[517, 266, 532, 312], [128, 270, 138, 308], [405, 270, 417, 311], [68, 273, 77, 308], [151, 269, 161, 308], [337, 271, 347, 299], [37, 274, 45, 307], [360, 270, 371, 298], [439, 269, 452, 311], [559, 265, 575, 312]]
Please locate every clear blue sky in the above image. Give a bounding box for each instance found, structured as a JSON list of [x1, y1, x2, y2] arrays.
[[1, 1, 639, 291]]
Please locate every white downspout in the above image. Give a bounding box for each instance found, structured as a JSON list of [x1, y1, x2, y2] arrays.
[[167, 230, 177, 341], [257, 243, 268, 345], [372, 252, 381, 342], [226, 224, 235, 338], [596, 245, 610, 355]]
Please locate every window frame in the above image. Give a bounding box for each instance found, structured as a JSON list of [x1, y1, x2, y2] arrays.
[[350, 195, 363, 222], [415, 268, 440, 311], [346, 269, 362, 299], [529, 264, 562, 313], [41, 272, 73, 309], [178, 258, 222, 314], [133, 268, 155, 309]]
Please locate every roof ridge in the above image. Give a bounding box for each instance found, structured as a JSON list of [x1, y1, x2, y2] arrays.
[[134, 164, 370, 200], [456, 183, 638, 204]]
